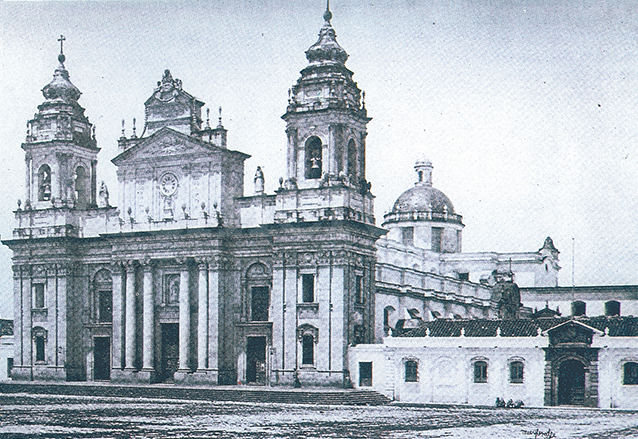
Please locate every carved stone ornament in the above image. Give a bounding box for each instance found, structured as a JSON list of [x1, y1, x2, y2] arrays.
[[548, 321, 595, 346], [297, 324, 319, 343], [31, 326, 48, 341], [154, 70, 182, 102], [247, 262, 270, 279]]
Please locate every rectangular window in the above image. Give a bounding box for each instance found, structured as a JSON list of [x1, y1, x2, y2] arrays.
[[7, 358, 13, 378], [402, 227, 414, 246], [431, 227, 443, 253], [302, 274, 314, 303], [458, 272, 469, 281], [474, 361, 488, 383], [405, 360, 418, 382], [605, 301, 620, 316], [251, 286, 270, 322], [35, 336, 45, 362], [33, 283, 45, 309], [624, 362, 638, 385], [510, 361, 524, 383], [302, 335, 314, 365], [355, 275, 363, 304], [359, 362, 372, 387], [571, 301, 586, 317], [98, 290, 113, 323]]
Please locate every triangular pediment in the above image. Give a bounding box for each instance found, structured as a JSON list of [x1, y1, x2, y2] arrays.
[[545, 319, 602, 346], [112, 127, 223, 165]]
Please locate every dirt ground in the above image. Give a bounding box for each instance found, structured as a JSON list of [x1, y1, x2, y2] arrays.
[[1, 393, 637, 439]]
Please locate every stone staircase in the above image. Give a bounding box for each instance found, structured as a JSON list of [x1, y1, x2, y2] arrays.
[[0, 382, 391, 406]]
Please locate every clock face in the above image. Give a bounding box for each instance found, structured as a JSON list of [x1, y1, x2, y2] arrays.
[[160, 173, 178, 196]]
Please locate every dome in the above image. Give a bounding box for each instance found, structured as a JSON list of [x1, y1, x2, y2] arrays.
[[305, 3, 348, 65], [41, 53, 81, 103], [392, 185, 455, 214], [383, 159, 463, 227]]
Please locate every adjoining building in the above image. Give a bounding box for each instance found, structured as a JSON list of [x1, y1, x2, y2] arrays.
[[349, 316, 638, 409], [0, 320, 14, 381], [4, 5, 638, 408]]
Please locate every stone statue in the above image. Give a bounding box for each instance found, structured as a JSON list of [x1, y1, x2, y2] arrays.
[[491, 270, 521, 319], [254, 166, 264, 195], [98, 181, 110, 207]]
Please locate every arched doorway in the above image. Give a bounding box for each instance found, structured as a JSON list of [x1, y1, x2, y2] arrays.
[[558, 359, 585, 405]]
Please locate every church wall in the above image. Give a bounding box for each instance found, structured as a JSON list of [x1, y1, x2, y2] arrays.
[[237, 195, 276, 228]]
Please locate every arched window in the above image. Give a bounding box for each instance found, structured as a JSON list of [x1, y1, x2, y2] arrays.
[[32, 327, 47, 363], [383, 306, 396, 335], [38, 164, 52, 201], [623, 362, 638, 385], [75, 165, 88, 207], [302, 335, 314, 365], [94, 269, 113, 323], [305, 136, 322, 179], [510, 360, 524, 383], [605, 300, 620, 316], [405, 360, 418, 382], [297, 324, 318, 366], [571, 301, 586, 317], [473, 360, 488, 383], [347, 139, 357, 178]]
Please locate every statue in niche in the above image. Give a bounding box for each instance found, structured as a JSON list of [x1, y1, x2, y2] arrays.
[[163, 196, 174, 220], [166, 274, 180, 304]]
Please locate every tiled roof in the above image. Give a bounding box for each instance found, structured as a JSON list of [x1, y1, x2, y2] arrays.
[[0, 320, 13, 337], [400, 316, 638, 338]]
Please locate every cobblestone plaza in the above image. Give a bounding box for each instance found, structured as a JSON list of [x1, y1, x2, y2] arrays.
[[1, 394, 638, 438]]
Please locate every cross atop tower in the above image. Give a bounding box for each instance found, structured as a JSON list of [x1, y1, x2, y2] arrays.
[[57, 35, 66, 66], [58, 35, 65, 54]]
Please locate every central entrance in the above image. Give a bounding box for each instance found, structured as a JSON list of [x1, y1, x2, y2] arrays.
[[93, 337, 110, 381], [558, 359, 585, 405], [246, 336, 266, 385], [160, 323, 179, 382]]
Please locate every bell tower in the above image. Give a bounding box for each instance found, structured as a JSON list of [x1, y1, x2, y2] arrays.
[[23, 36, 99, 210], [278, 2, 374, 224]]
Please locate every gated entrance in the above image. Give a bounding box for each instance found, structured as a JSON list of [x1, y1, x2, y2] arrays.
[[93, 337, 110, 381], [160, 323, 179, 382], [246, 336, 266, 384], [558, 359, 585, 405]]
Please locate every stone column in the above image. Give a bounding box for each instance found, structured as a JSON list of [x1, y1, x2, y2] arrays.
[[208, 258, 219, 381], [124, 261, 136, 371], [197, 259, 208, 371], [111, 262, 124, 371], [141, 260, 154, 375], [178, 260, 190, 372]]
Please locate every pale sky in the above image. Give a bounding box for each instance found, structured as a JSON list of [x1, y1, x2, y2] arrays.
[[1, 0, 638, 319]]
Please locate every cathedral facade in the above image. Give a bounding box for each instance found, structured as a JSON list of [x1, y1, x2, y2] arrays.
[[6, 6, 572, 388]]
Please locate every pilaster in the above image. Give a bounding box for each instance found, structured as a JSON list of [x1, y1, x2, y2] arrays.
[[124, 261, 136, 371], [139, 259, 155, 382], [176, 258, 191, 374]]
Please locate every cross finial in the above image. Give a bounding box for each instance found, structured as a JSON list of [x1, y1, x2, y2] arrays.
[[58, 35, 66, 54], [57, 35, 67, 66]]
